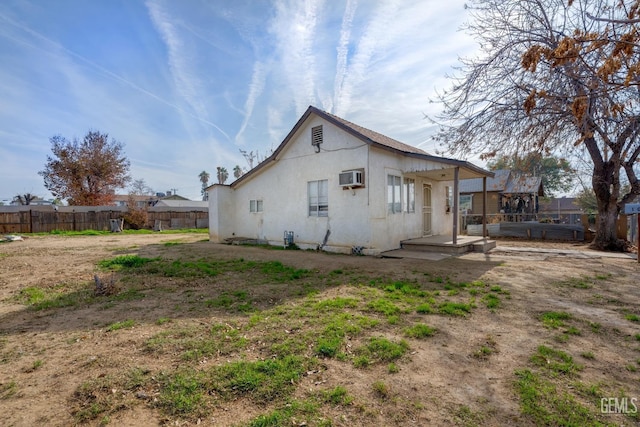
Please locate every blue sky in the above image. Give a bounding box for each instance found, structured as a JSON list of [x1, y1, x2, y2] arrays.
[[0, 0, 477, 202]]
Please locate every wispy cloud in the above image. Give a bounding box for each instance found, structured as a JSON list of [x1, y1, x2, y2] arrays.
[[145, 1, 229, 140], [269, 0, 324, 117], [235, 61, 268, 145], [334, 0, 401, 117], [332, 0, 358, 114]]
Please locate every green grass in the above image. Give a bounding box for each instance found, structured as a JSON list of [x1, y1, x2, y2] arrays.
[[540, 311, 572, 329], [624, 313, 640, 322], [106, 319, 135, 332], [354, 337, 408, 366], [207, 355, 309, 403], [18, 285, 94, 310], [321, 385, 353, 405], [157, 369, 206, 416], [404, 323, 436, 339], [246, 399, 324, 427], [98, 255, 156, 270], [366, 298, 401, 318], [438, 301, 474, 316], [530, 345, 582, 376], [372, 380, 390, 399], [515, 369, 608, 426], [34, 228, 209, 237], [482, 293, 501, 310]]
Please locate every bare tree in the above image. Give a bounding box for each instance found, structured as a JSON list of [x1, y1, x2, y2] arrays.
[[129, 179, 154, 196], [239, 149, 256, 170], [433, 0, 640, 250], [13, 193, 37, 205]]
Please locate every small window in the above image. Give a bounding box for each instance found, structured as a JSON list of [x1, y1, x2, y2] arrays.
[[387, 174, 402, 214], [311, 125, 323, 148], [308, 180, 328, 217], [404, 178, 415, 213], [445, 186, 453, 213], [249, 199, 263, 213]]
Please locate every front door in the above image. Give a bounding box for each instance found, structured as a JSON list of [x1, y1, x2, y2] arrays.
[[423, 184, 432, 236]]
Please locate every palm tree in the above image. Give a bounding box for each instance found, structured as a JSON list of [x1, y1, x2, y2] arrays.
[[216, 167, 228, 184], [198, 170, 210, 201], [198, 170, 210, 187], [233, 165, 243, 179]]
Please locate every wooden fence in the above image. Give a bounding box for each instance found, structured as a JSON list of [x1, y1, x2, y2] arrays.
[[0, 206, 208, 234]]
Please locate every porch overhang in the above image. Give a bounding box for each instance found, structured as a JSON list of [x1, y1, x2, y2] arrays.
[[405, 161, 494, 245]]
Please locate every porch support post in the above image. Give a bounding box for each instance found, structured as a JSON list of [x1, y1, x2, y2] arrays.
[[482, 176, 487, 238], [453, 167, 459, 245]]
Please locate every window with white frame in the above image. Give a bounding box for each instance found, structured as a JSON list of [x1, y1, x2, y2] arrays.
[[404, 178, 415, 213], [308, 180, 328, 217], [249, 199, 263, 213], [387, 174, 402, 214]]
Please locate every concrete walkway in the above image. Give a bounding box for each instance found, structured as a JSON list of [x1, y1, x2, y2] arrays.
[[381, 245, 637, 261]]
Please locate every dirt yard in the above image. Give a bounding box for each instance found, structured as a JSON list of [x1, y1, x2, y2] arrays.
[[0, 233, 638, 426]]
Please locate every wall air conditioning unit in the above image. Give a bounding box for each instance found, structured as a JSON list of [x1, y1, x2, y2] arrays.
[[339, 170, 363, 187]]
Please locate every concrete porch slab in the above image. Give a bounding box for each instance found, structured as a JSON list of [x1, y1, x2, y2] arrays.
[[380, 249, 452, 261], [400, 236, 496, 254]]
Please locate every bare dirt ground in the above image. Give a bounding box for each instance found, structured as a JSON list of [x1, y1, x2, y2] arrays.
[[0, 233, 638, 426]]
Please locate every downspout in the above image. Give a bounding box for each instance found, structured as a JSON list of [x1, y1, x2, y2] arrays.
[[482, 176, 487, 238], [453, 167, 459, 245]]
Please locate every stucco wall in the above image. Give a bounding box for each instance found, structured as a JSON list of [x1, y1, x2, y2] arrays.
[[209, 114, 456, 253]]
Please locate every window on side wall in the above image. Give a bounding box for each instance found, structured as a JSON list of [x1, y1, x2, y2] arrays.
[[387, 174, 402, 214], [445, 186, 453, 213], [404, 178, 415, 213], [249, 199, 263, 213], [308, 180, 328, 217]]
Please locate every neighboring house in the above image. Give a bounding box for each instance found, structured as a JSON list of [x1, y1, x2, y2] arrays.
[[154, 199, 208, 209], [208, 106, 493, 255], [459, 169, 544, 220], [538, 197, 584, 224], [112, 194, 159, 207], [112, 193, 191, 208]]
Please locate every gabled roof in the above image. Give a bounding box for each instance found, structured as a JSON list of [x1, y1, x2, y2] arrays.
[[504, 175, 543, 195], [317, 108, 428, 155], [154, 200, 208, 208], [459, 170, 511, 193], [228, 106, 491, 189], [460, 169, 543, 195], [538, 197, 582, 212]]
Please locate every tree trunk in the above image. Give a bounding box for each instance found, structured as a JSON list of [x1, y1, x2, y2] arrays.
[[593, 205, 623, 250], [591, 163, 625, 251]]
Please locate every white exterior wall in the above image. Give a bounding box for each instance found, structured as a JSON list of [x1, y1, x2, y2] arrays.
[[209, 115, 456, 254]]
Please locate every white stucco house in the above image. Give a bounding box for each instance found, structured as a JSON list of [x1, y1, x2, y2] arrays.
[[208, 106, 493, 255]]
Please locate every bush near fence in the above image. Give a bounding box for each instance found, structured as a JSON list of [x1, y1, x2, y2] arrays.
[[0, 205, 208, 233]]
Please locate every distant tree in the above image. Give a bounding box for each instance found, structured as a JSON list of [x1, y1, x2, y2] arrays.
[[39, 131, 130, 205], [198, 170, 210, 201], [216, 167, 228, 184], [12, 193, 38, 205], [575, 188, 598, 215], [129, 179, 154, 196], [432, 0, 640, 250], [486, 154, 575, 196], [123, 194, 149, 230], [233, 165, 243, 179], [239, 149, 256, 170]]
